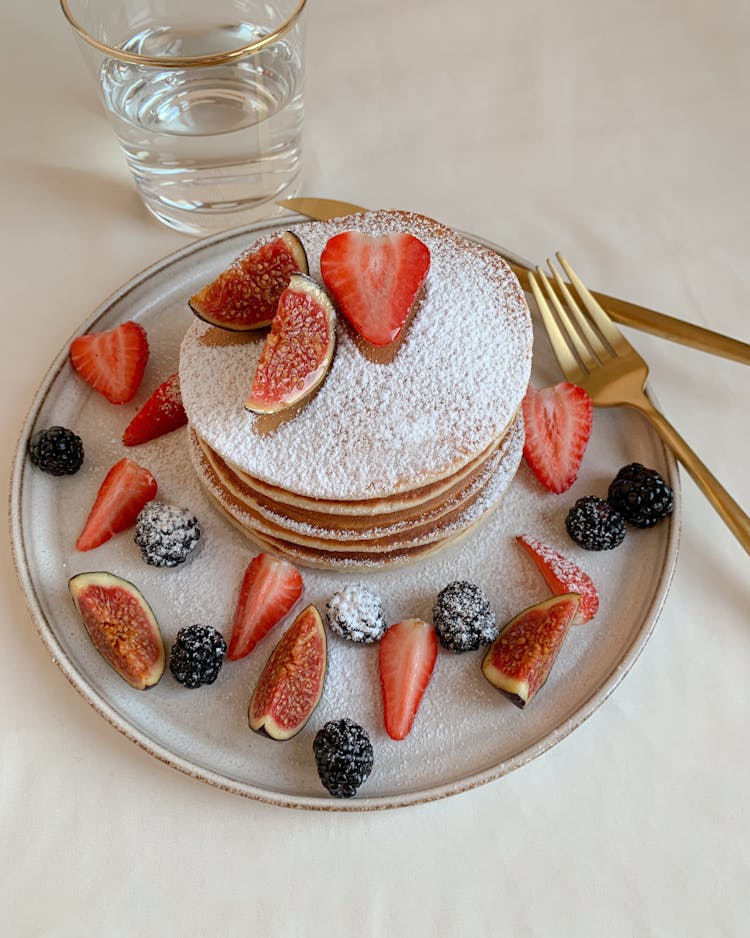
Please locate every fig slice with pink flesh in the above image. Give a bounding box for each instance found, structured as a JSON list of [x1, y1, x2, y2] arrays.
[[481, 593, 580, 709], [69, 571, 165, 690], [189, 231, 308, 332], [245, 274, 336, 415], [249, 603, 327, 740]]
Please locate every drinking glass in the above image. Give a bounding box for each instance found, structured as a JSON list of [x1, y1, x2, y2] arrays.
[[60, 0, 307, 236]]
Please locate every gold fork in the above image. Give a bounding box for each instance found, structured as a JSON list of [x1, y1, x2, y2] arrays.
[[529, 254, 750, 555]]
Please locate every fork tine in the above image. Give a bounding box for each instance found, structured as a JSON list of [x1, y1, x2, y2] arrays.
[[545, 258, 612, 361], [556, 253, 632, 351], [528, 270, 585, 383], [535, 266, 601, 373]]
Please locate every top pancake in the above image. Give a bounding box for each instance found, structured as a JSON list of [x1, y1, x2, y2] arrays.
[[179, 210, 533, 502]]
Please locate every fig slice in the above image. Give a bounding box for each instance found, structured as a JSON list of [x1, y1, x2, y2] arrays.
[[189, 232, 309, 332], [249, 603, 327, 740], [245, 274, 336, 415], [68, 571, 165, 690], [481, 593, 580, 709]]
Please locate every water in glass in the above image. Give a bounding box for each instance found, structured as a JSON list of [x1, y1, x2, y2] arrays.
[[99, 23, 303, 234]]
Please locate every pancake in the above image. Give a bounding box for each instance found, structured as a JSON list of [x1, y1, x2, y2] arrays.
[[189, 414, 524, 552], [179, 210, 533, 568], [194, 433, 503, 532], [192, 421, 524, 570], [216, 429, 507, 518]]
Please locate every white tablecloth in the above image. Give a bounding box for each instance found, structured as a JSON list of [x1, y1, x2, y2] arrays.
[[2, 1, 748, 934]]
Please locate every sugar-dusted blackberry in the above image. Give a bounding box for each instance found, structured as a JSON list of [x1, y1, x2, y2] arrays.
[[27, 426, 84, 476], [607, 463, 674, 528], [433, 580, 498, 653], [566, 496, 626, 550], [134, 501, 200, 567], [169, 625, 226, 688], [325, 583, 386, 644], [313, 719, 374, 798]]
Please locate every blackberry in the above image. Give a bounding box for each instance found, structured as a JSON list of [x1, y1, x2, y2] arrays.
[[433, 581, 498, 653], [27, 426, 84, 476], [169, 625, 226, 688], [566, 496, 626, 550], [325, 583, 386, 644], [607, 463, 674, 528], [134, 501, 200, 567], [313, 719, 374, 798]]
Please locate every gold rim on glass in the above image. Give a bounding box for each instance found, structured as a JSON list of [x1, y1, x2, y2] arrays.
[[59, 0, 307, 68]]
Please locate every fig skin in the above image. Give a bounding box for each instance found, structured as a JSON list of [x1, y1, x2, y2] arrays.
[[69, 571, 165, 690], [249, 604, 327, 740], [189, 232, 309, 332], [481, 593, 580, 709], [245, 274, 337, 416]]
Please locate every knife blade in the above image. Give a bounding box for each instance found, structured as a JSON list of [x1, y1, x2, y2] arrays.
[[278, 197, 750, 365]]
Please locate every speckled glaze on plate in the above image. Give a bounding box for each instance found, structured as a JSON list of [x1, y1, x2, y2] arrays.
[[9, 216, 680, 811]]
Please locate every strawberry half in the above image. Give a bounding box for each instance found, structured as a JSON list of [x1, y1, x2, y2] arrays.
[[76, 458, 157, 551], [320, 231, 430, 347], [516, 534, 599, 624], [123, 373, 187, 446], [378, 618, 438, 740], [70, 321, 149, 404], [227, 553, 303, 660], [521, 382, 593, 493]]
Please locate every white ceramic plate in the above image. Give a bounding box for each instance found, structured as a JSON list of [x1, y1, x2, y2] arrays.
[[10, 217, 680, 811]]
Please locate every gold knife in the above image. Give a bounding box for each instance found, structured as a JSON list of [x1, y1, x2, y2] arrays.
[[278, 197, 750, 365]]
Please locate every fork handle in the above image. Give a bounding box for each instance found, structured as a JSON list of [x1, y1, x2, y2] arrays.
[[636, 399, 750, 554]]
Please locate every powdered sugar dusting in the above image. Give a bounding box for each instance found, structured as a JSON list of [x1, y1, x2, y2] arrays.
[[325, 583, 386, 643], [190, 413, 524, 566], [200, 414, 521, 544], [160, 373, 185, 415], [179, 211, 532, 501], [517, 533, 600, 622]]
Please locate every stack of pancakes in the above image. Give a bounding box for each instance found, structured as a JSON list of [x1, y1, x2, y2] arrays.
[[179, 211, 533, 569]]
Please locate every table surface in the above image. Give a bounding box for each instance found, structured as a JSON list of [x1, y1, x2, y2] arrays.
[[2, 1, 749, 934]]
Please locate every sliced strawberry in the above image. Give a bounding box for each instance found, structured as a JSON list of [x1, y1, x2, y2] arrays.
[[516, 534, 599, 624], [70, 321, 149, 404], [123, 373, 187, 446], [227, 553, 303, 660], [522, 382, 593, 493], [76, 458, 157, 551], [378, 618, 438, 740], [320, 231, 430, 347]]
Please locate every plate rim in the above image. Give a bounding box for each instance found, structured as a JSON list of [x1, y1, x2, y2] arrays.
[[8, 213, 682, 811]]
